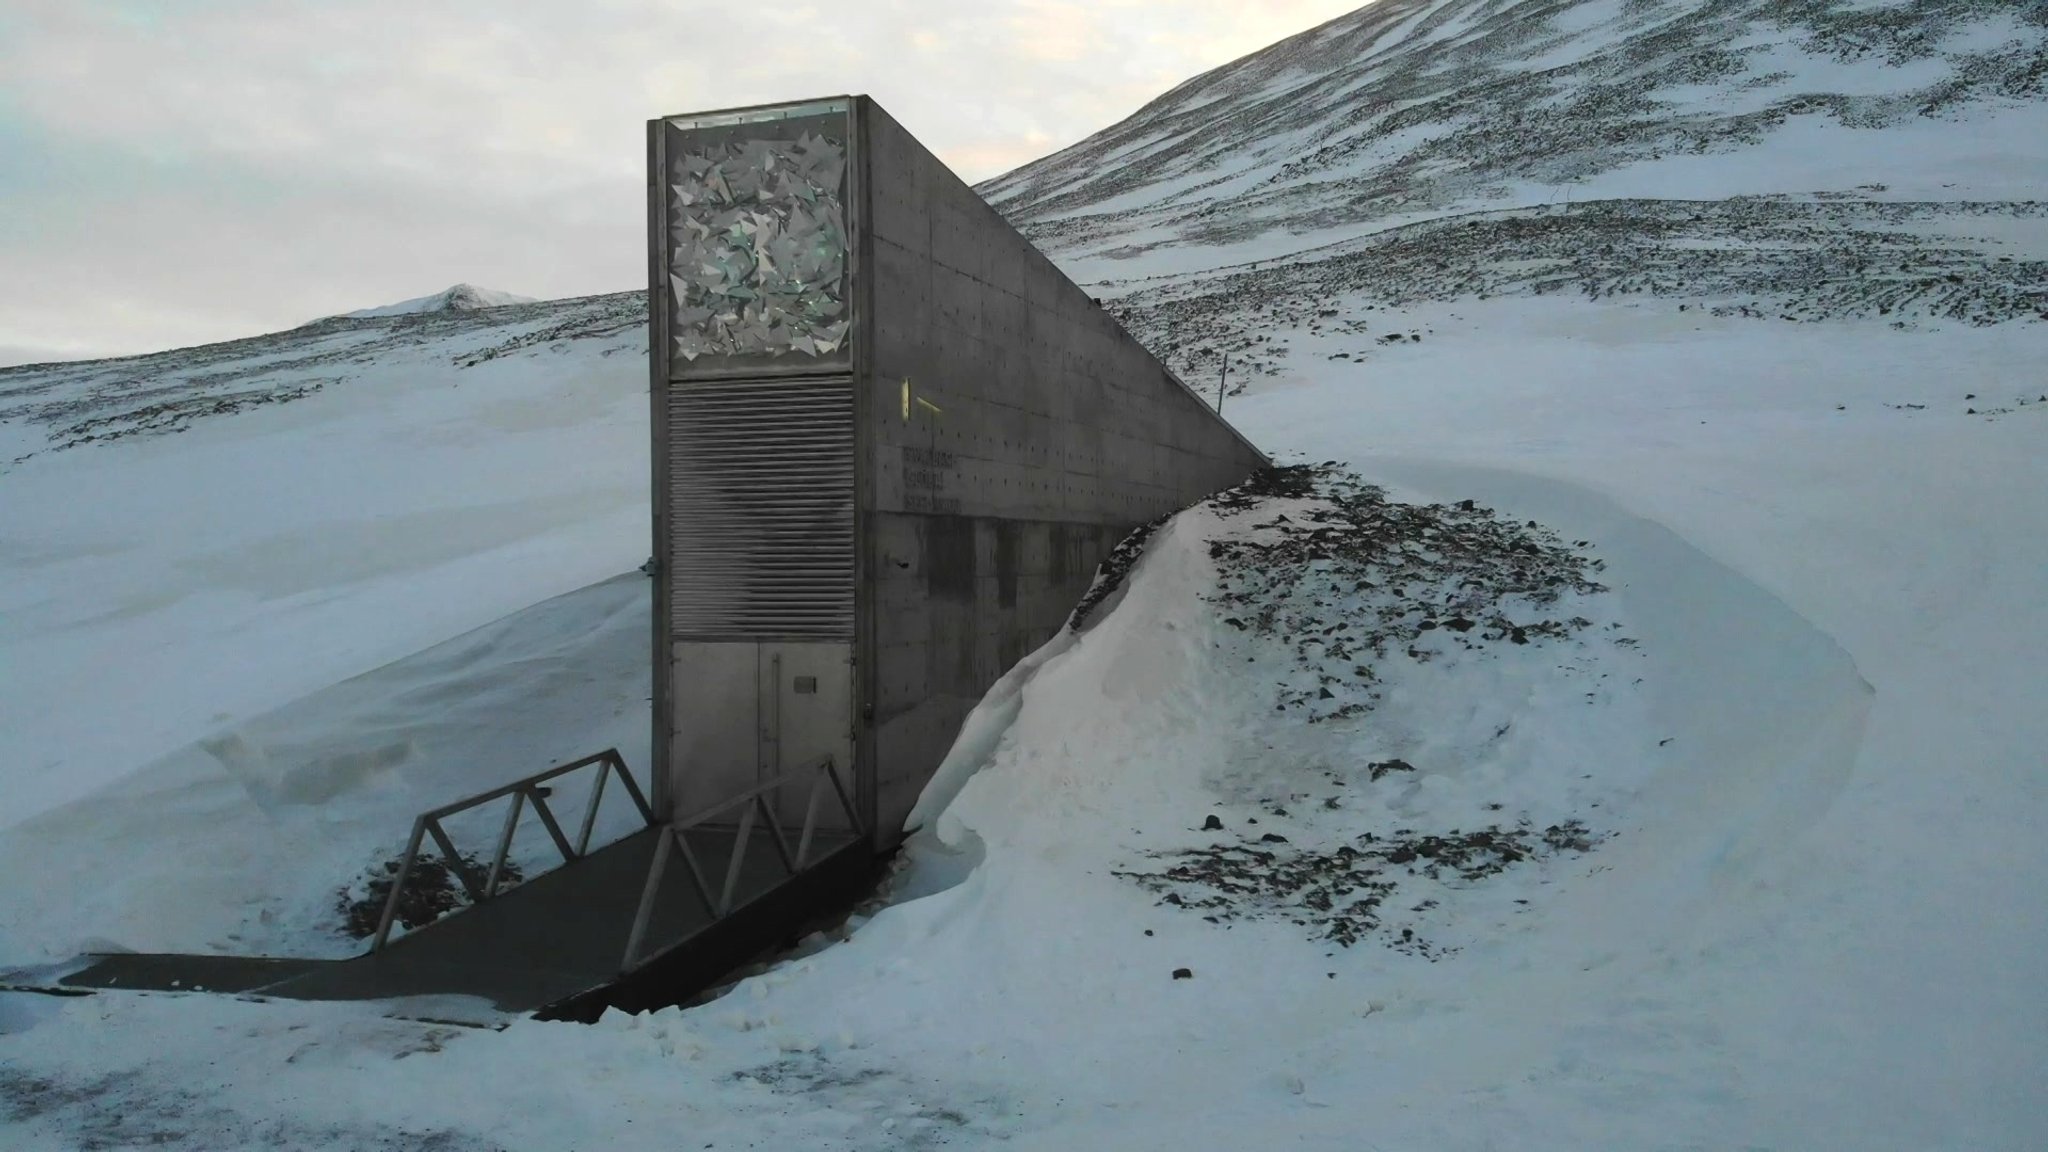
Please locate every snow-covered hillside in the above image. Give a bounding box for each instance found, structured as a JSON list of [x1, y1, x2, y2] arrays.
[[0, 292, 647, 826], [2, 0, 2044, 1147], [988, 0, 2047, 241], [0, 291, 638, 468], [982, 0, 2047, 382], [333, 284, 539, 321]]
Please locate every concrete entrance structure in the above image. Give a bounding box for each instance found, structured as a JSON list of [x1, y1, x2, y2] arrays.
[[650, 95, 1268, 845], [20, 97, 1268, 1019]]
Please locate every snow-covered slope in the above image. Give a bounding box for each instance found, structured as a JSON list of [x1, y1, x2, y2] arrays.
[[0, 291, 639, 468], [334, 283, 539, 320], [982, 0, 2047, 383], [1, 1, 2044, 1146], [988, 0, 2046, 244], [6, 320, 2044, 1143], [0, 292, 648, 825]]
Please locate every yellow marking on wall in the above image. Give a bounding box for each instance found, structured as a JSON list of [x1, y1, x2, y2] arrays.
[[901, 378, 911, 421]]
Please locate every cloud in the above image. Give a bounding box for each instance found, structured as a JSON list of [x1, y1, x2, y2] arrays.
[[0, 0, 1362, 357]]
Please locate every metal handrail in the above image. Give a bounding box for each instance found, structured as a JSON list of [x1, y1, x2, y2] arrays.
[[621, 755, 862, 972], [371, 748, 655, 951]]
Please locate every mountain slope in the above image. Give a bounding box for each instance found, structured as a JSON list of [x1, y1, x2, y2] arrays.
[[0, 291, 640, 467], [987, 0, 2045, 249], [979, 0, 2046, 382], [0, 293, 648, 824], [335, 283, 539, 320], [2, 3, 2045, 1146]]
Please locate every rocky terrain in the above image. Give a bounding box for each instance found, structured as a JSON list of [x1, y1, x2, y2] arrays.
[[981, 0, 2047, 383], [1104, 194, 2048, 381], [1116, 465, 1621, 957], [8, 2, 2041, 466], [985, 0, 2045, 252]]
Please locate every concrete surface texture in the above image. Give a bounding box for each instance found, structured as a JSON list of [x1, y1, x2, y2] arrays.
[[652, 95, 1269, 846]]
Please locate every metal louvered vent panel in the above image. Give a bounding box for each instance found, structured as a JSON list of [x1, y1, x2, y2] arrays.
[[668, 376, 855, 639]]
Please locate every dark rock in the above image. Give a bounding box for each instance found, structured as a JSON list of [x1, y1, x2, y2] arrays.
[[1173, 968, 1194, 980], [337, 852, 523, 939], [1203, 814, 1224, 831], [1369, 758, 1416, 780], [1261, 833, 1290, 844]]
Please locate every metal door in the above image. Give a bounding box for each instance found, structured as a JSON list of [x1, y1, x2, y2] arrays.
[[664, 375, 857, 827]]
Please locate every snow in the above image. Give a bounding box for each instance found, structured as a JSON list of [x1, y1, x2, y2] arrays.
[[333, 283, 537, 320], [2, 0, 2045, 1145], [1571, 101, 2048, 203], [0, 573, 652, 963], [3, 292, 2042, 1148], [0, 328, 646, 828]]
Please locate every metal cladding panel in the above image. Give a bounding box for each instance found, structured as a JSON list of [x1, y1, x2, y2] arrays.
[[667, 376, 855, 641], [661, 101, 855, 375]]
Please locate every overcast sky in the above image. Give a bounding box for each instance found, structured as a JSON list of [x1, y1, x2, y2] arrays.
[[0, 0, 1360, 365]]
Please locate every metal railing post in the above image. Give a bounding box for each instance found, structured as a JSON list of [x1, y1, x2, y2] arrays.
[[795, 772, 826, 868], [823, 758, 861, 827], [368, 749, 656, 949], [673, 828, 717, 915], [623, 826, 675, 971], [373, 817, 430, 951], [616, 756, 865, 973], [484, 790, 526, 899], [610, 751, 656, 824], [575, 759, 613, 856], [526, 788, 578, 863], [757, 795, 796, 875], [425, 818, 486, 903], [718, 802, 759, 916]]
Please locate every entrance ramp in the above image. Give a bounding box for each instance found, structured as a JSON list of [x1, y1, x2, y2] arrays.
[[34, 752, 875, 1021]]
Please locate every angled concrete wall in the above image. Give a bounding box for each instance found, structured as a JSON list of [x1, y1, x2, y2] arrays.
[[853, 99, 1268, 837], [651, 96, 1267, 847]]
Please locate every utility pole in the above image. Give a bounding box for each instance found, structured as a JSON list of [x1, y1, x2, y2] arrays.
[[1217, 355, 1228, 415]]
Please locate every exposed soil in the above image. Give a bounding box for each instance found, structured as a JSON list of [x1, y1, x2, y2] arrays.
[[990, 0, 2048, 262], [335, 853, 524, 940], [1116, 819, 1602, 954], [1105, 197, 2048, 382], [1204, 464, 1609, 724], [1115, 465, 1618, 955]]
